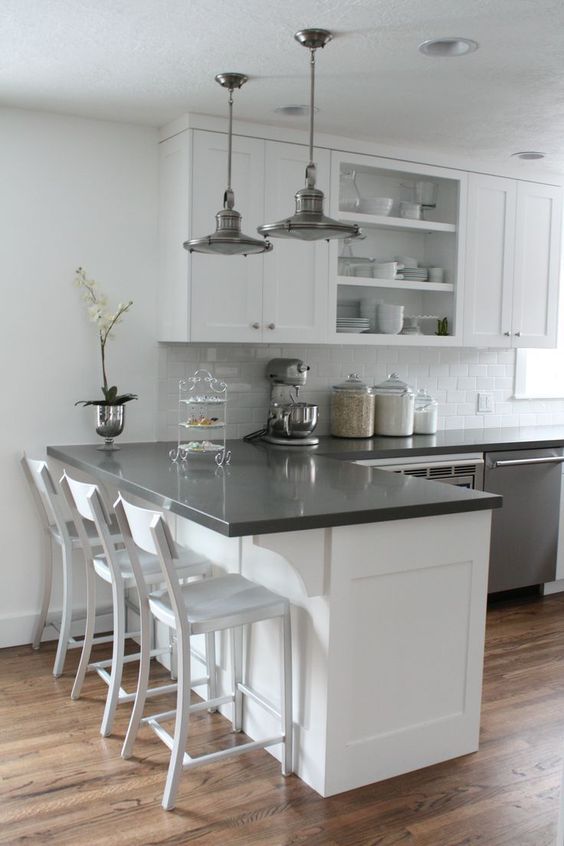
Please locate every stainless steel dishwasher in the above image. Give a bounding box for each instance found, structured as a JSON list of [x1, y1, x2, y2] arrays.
[[484, 448, 564, 593]]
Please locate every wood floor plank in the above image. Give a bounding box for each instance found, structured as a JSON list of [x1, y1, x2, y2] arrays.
[[1, 592, 564, 844]]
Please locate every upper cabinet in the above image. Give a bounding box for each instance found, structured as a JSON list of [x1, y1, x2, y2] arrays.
[[158, 129, 328, 344], [463, 174, 562, 348], [158, 121, 563, 349], [190, 131, 266, 343], [327, 151, 467, 345]]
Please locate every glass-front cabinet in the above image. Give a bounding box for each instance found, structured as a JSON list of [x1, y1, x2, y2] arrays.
[[328, 151, 467, 345]]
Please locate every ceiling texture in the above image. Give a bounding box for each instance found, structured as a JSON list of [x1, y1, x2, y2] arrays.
[[2, 0, 564, 170]]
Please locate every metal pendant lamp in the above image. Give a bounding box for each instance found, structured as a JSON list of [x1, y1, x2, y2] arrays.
[[184, 73, 272, 256], [257, 29, 361, 242]]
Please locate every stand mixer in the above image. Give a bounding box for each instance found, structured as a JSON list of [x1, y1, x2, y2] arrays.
[[251, 358, 320, 446]]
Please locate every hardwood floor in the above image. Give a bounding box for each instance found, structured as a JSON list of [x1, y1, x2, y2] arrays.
[[2, 593, 564, 845]]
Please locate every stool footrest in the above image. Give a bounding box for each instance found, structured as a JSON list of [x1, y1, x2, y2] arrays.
[[182, 735, 285, 769], [238, 683, 281, 720]]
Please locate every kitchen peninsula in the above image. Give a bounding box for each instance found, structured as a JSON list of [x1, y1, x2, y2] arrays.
[[47, 440, 501, 797]]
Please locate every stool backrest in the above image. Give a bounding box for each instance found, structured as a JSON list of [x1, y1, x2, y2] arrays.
[[59, 471, 122, 584], [116, 494, 188, 636], [22, 455, 72, 546]]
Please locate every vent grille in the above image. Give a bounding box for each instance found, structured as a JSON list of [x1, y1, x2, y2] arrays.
[[395, 464, 477, 479]]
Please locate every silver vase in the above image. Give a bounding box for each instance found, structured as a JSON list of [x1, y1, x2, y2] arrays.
[[95, 404, 125, 450]]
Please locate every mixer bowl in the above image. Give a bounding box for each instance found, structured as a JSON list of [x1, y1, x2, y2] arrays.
[[269, 402, 319, 439]]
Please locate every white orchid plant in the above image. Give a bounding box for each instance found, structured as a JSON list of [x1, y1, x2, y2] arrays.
[[73, 267, 137, 406]]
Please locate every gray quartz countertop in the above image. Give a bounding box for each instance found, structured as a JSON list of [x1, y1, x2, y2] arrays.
[[316, 425, 564, 460], [47, 439, 501, 538]]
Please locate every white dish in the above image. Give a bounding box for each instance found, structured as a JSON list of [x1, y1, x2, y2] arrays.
[[359, 197, 394, 215], [179, 441, 223, 453], [337, 326, 367, 333]]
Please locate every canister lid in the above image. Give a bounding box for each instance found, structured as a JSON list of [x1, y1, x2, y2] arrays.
[[332, 373, 373, 394], [415, 387, 437, 408], [373, 372, 415, 397]]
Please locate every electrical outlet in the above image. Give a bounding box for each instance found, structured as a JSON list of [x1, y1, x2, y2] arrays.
[[477, 392, 494, 413]]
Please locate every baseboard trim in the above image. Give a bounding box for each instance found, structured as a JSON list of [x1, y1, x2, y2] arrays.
[[0, 606, 113, 649], [542, 579, 564, 596]]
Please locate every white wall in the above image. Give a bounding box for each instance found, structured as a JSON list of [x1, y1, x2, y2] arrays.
[[0, 108, 159, 647]]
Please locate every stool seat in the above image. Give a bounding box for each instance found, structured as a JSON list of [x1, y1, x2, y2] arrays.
[[93, 546, 211, 587], [149, 574, 288, 634]]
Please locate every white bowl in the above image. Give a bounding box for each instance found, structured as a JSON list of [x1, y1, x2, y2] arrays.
[[396, 255, 418, 267], [378, 304, 404, 315], [373, 261, 398, 279], [378, 324, 403, 335], [359, 197, 394, 216]]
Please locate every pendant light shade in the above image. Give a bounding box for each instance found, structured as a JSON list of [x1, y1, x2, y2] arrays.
[[257, 29, 361, 243], [184, 73, 272, 256]]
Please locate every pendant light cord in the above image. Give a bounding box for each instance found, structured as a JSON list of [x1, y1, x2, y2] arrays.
[[225, 87, 235, 209], [306, 48, 317, 189]]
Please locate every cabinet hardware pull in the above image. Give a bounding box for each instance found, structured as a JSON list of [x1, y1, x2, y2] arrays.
[[267, 323, 276, 330], [251, 322, 260, 329], [503, 331, 511, 336], [514, 331, 521, 337], [493, 456, 564, 468]]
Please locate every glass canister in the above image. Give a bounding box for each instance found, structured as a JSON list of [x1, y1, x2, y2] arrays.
[[330, 374, 375, 438], [413, 388, 439, 435], [372, 373, 415, 436]]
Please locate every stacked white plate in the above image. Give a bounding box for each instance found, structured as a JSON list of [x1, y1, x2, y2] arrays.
[[337, 301, 360, 319], [360, 298, 381, 332], [402, 267, 429, 281], [337, 317, 370, 334]]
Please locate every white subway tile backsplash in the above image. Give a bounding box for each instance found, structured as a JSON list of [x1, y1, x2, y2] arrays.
[[158, 344, 564, 441]]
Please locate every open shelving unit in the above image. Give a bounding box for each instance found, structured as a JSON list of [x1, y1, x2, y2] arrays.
[[329, 151, 466, 345]]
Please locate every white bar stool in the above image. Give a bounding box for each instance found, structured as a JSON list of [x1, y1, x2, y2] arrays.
[[22, 455, 122, 677], [116, 493, 293, 812], [59, 472, 214, 737]]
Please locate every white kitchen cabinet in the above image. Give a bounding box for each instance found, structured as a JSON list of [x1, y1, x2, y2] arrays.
[[190, 130, 266, 343], [261, 142, 329, 343], [512, 181, 561, 348], [328, 150, 466, 345], [157, 129, 328, 343], [463, 174, 561, 348]]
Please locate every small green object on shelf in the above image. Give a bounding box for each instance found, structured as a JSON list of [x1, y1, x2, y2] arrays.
[[435, 317, 449, 336]]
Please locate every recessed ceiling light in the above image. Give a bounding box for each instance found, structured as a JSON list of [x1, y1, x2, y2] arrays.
[[511, 151, 546, 160], [418, 37, 479, 57], [274, 104, 319, 117]]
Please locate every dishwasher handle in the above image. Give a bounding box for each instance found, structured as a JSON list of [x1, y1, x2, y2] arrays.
[[491, 456, 564, 468]]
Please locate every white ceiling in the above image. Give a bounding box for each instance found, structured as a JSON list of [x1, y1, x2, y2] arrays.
[[3, 0, 564, 170]]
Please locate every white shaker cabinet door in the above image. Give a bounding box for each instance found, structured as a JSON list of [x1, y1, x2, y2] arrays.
[[463, 174, 516, 347], [512, 181, 561, 349], [190, 130, 266, 342], [261, 142, 329, 343]]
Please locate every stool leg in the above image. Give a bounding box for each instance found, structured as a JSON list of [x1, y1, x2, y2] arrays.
[[100, 576, 126, 737], [205, 631, 217, 712], [281, 609, 293, 776], [32, 532, 54, 650], [53, 541, 73, 677], [71, 562, 97, 699], [122, 592, 153, 759], [231, 626, 243, 733], [162, 628, 191, 811]]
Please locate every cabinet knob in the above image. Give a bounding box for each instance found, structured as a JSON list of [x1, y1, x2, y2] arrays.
[[515, 331, 521, 337], [504, 331, 511, 337], [267, 322, 276, 330], [251, 322, 260, 329]]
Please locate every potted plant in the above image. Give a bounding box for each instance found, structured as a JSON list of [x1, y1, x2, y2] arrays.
[[74, 267, 137, 449]]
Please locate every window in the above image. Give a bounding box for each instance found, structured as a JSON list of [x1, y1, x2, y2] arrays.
[[514, 347, 564, 398]]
